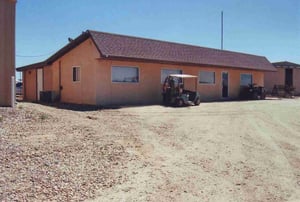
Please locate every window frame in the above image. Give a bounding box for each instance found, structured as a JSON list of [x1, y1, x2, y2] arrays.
[[72, 66, 80, 82], [240, 73, 253, 86], [161, 68, 183, 84], [199, 71, 216, 85], [111, 66, 140, 83]]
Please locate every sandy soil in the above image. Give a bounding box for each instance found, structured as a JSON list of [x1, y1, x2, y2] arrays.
[[1, 98, 300, 201]]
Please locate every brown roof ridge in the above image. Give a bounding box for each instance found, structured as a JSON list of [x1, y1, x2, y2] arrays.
[[87, 29, 267, 59]]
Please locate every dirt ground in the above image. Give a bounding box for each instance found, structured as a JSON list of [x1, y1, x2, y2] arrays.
[[1, 98, 300, 201]]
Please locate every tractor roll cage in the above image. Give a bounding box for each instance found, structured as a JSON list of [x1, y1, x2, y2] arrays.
[[168, 74, 198, 91]]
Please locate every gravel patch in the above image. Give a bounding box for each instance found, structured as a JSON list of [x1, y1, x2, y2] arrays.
[[0, 104, 138, 201]]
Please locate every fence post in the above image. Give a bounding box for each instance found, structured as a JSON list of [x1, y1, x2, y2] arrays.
[[11, 76, 15, 108]]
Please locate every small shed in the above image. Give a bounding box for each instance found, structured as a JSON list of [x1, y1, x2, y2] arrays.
[[264, 61, 300, 95]]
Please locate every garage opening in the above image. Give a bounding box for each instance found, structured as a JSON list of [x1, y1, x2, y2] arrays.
[[285, 68, 293, 87]]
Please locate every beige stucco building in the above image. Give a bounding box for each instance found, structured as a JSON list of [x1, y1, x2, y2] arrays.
[[17, 30, 276, 106], [0, 0, 16, 106]]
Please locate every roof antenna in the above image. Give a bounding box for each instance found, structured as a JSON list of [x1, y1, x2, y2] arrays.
[[221, 11, 224, 50]]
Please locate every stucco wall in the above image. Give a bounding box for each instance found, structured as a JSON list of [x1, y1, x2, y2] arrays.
[[22, 39, 99, 104], [51, 38, 99, 104], [43, 65, 52, 91], [24, 69, 37, 101], [264, 68, 283, 93], [22, 37, 265, 105], [293, 69, 300, 95], [95, 60, 264, 105], [51, 61, 60, 94]]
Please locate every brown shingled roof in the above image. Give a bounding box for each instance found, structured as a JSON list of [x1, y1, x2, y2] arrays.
[[17, 30, 276, 72], [89, 30, 276, 71]]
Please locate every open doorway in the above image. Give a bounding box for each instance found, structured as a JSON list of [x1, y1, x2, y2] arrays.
[[222, 72, 229, 98], [285, 68, 293, 87]]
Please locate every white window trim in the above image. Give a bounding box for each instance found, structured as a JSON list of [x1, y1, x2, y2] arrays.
[[199, 70, 216, 85], [240, 73, 253, 86], [161, 68, 183, 84], [72, 66, 81, 83], [111, 66, 140, 84]]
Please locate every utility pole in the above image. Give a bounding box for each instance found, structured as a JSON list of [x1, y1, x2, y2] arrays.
[[0, 0, 17, 107], [221, 11, 224, 50]]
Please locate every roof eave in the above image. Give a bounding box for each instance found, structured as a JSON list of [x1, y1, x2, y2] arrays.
[[103, 55, 276, 72], [17, 31, 93, 71], [46, 31, 91, 65], [86, 30, 106, 58], [16, 61, 47, 71]]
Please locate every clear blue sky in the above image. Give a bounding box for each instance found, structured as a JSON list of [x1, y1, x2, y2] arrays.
[[16, 0, 300, 72]]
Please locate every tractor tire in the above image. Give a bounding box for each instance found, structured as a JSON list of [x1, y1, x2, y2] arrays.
[[176, 99, 184, 107], [194, 98, 201, 106], [253, 92, 259, 100]]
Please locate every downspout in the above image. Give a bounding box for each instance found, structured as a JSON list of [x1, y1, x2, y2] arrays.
[[42, 67, 45, 92], [59, 61, 62, 101], [35, 69, 38, 101]]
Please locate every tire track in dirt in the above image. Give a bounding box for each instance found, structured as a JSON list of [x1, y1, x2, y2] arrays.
[[247, 112, 300, 201], [108, 102, 300, 202], [8, 100, 299, 201]]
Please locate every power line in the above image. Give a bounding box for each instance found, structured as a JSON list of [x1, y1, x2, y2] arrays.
[[16, 51, 55, 58]]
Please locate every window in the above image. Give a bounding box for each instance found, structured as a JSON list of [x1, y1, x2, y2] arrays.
[[199, 71, 215, 84], [112, 66, 139, 83], [73, 67, 80, 82], [240, 74, 252, 86], [161, 69, 182, 83]]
